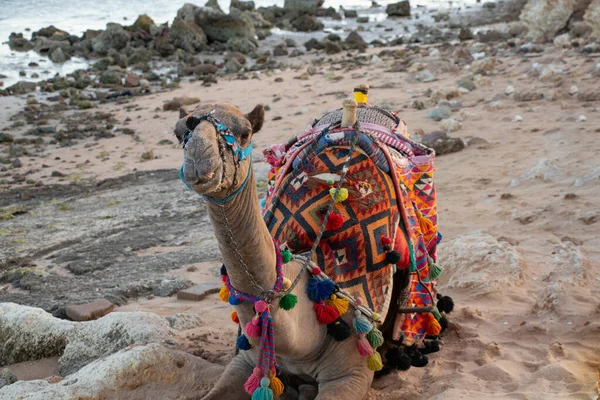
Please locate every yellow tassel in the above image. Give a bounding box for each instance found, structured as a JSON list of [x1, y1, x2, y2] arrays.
[[367, 351, 383, 371], [425, 312, 441, 336], [326, 295, 349, 316], [329, 188, 349, 202], [282, 277, 292, 291], [416, 209, 434, 235], [269, 376, 285, 398], [219, 285, 229, 303]]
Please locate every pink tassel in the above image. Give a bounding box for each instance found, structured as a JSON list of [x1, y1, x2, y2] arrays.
[[357, 334, 374, 357], [245, 316, 261, 338], [244, 367, 262, 395]]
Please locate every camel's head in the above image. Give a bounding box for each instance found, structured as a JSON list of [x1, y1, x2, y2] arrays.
[[175, 103, 264, 199]]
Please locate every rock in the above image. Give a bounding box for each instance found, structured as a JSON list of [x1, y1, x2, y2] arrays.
[[357, 16, 369, 23], [166, 313, 205, 330], [344, 30, 367, 51], [477, 29, 506, 43], [12, 159, 22, 168], [343, 8, 358, 18], [0, 344, 223, 400], [283, 0, 324, 13], [437, 232, 525, 294], [65, 299, 115, 321], [92, 23, 131, 55], [0, 369, 17, 389], [51, 170, 65, 177], [584, 0, 600, 39], [324, 40, 343, 54], [273, 44, 289, 56], [513, 115, 523, 122], [421, 131, 465, 155], [577, 91, 600, 101], [457, 76, 476, 91], [514, 91, 544, 101], [6, 81, 36, 95], [177, 3, 200, 23], [570, 21, 592, 37], [291, 15, 324, 31], [124, 74, 140, 87], [225, 58, 243, 73], [206, 0, 224, 12], [459, 27, 474, 41], [190, 64, 219, 75], [99, 70, 121, 85], [407, 69, 436, 83], [508, 21, 529, 38], [176, 282, 221, 301], [195, 7, 254, 43], [227, 37, 257, 54], [0, 133, 14, 143], [48, 46, 67, 63], [505, 85, 515, 95], [520, 0, 582, 41], [439, 118, 463, 132], [470, 57, 495, 75], [304, 38, 324, 51], [426, 105, 452, 121], [231, 0, 256, 11], [386, 0, 410, 17], [163, 96, 201, 111], [169, 17, 207, 53], [32, 25, 69, 40], [132, 14, 155, 32], [8, 32, 33, 51]]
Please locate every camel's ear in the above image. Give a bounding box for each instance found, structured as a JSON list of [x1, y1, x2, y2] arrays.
[[245, 104, 264, 133], [179, 107, 189, 119]]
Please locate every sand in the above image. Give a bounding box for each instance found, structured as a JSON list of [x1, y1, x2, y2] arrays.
[[3, 43, 599, 399]]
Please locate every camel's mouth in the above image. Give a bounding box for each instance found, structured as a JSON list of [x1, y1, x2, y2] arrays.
[[190, 164, 223, 194]]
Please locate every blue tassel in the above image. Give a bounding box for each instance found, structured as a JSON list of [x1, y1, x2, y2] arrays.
[[229, 296, 242, 305], [260, 197, 266, 208], [306, 277, 335, 303], [353, 311, 373, 334], [236, 334, 252, 351], [251, 377, 274, 400]]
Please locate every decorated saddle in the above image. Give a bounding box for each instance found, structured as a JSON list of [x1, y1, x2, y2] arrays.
[[261, 99, 444, 345]]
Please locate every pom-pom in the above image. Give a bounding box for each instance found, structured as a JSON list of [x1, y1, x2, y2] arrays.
[[385, 250, 401, 265], [220, 264, 228, 276], [306, 277, 335, 303], [251, 378, 274, 400], [371, 312, 380, 322], [367, 351, 384, 371], [357, 334, 374, 357], [385, 347, 412, 371], [282, 277, 292, 290], [255, 300, 268, 314], [353, 313, 373, 334], [281, 249, 293, 264], [311, 267, 322, 276], [236, 334, 252, 351], [279, 293, 298, 310], [327, 318, 351, 341], [436, 295, 454, 314], [326, 212, 344, 230], [429, 262, 444, 279], [355, 297, 364, 307], [326, 179, 334, 185], [366, 327, 384, 349], [326, 295, 349, 317], [219, 286, 230, 302], [244, 367, 262, 395], [406, 345, 429, 368], [231, 309, 239, 324], [269, 376, 284, 398], [313, 302, 339, 325], [329, 187, 349, 202], [246, 316, 261, 338], [229, 296, 242, 306], [424, 313, 441, 336], [420, 340, 440, 355], [381, 237, 392, 246]]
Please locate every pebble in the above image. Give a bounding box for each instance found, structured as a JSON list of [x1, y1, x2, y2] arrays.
[[568, 85, 579, 95], [514, 115, 523, 122], [505, 85, 515, 95], [472, 52, 486, 60], [578, 115, 586, 122]]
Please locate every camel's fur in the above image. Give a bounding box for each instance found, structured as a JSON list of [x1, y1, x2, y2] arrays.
[[175, 103, 373, 400]]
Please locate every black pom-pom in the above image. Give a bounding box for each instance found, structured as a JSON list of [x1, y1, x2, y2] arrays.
[[185, 116, 202, 131], [220, 264, 228, 276], [437, 295, 454, 314], [383, 245, 392, 252], [385, 250, 401, 264], [420, 340, 440, 355], [406, 345, 429, 368], [385, 347, 412, 371], [327, 318, 351, 341], [439, 316, 448, 333]]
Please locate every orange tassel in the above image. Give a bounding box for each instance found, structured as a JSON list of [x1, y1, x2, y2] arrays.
[[425, 312, 441, 336], [231, 310, 239, 324], [270, 376, 284, 398], [313, 302, 339, 325]]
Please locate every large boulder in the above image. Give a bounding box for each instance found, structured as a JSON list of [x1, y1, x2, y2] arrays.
[[195, 7, 255, 43], [6, 81, 37, 95], [421, 131, 465, 155], [0, 344, 224, 400], [132, 14, 156, 32], [31, 25, 70, 41], [92, 23, 131, 55], [177, 3, 200, 23], [520, 0, 587, 41], [344, 30, 367, 51], [8, 32, 33, 51], [283, 0, 324, 13], [169, 17, 207, 52], [386, 1, 411, 17], [291, 14, 324, 31], [584, 0, 600, 39], [231, 0, 256, 11]]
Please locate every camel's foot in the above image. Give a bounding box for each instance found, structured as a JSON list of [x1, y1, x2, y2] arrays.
[[201, 353, 253, 400]]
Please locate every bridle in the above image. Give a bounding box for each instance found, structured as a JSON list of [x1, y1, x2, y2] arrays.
[[179, 110, 253, 205]]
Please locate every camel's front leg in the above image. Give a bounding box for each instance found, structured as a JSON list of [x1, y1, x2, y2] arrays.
[[202, 353, 254, 400], [315, 371, 372, 400]]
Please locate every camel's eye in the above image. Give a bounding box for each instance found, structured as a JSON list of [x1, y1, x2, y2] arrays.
[[241, 131, 251, 141]]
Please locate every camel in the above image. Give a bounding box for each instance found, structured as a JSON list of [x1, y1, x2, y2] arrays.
[[175, 103, 374, 400]]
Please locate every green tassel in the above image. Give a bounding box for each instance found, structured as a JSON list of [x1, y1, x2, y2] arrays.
[[429, 261, 444, 279], [282, 249, 293, 264], [367, 327, 384, 348], [432, 309, 442, 321], [279, 293, 298, 310]]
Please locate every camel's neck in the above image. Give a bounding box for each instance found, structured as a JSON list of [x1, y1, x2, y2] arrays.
[[205, 170, 276, 297]]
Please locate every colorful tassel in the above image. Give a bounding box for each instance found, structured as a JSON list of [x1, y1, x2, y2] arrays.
[[326, 294, 349, 316], [219, 286, 230, 302], [436, 295, 454, 314], [220, 264, 227, 276], [231, 309, 239, 324], [236, 334, 252, 351], [281, 249, 293, 264], [429, 262, 444, 279], [251, 378, 274, 400], [425, 312, 442, 336], [432, 309, 442, 321], [306, 277, 335, 303], [269, 376, 284, 398], [279, 293, 298, 310], [229, 296, 242, 306], [381, 236, 392, 246], [244, 367, 262, 395], [314, 302, 339, 325], [352, 310, 373, 334], [329, 187, 349, 202], [327, 318, 351, 341], [326, 212, 344, 230], [367, 327, 384, 348], [357, 334, 374, 357], [281, 277, 292, 290], [367, 351, 384, 371], [385, 250, 401, 264], [246, 316, 261, 338], [255, 300, 268, 313]]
